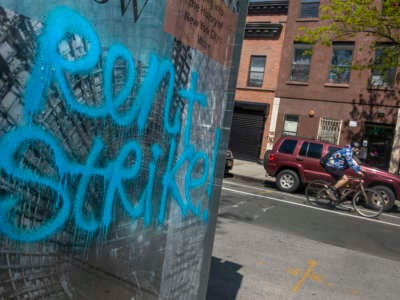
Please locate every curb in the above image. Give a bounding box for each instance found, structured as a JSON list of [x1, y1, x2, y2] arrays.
[[227, 172, 275, 185]]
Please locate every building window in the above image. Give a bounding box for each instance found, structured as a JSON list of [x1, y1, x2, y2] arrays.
[[283, 114, 299, 136], [300, 0, 320, 18], [247, 55, 266, 87], [290, 43, 312, 82], [328, 42, 354, 84], [317, 117, 342, 144], [370, 43, 398, 88]]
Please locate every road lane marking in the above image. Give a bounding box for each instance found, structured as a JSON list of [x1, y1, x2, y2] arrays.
[[291, 259, 318, 292], [262, 206, 275, 212], [224, 179, 270, 191], [381, 213, 400, 221], [232, 200, 246, 208], [224, 179, 305, 200], [222, 187, 400, 229], [224, 180, 400, 221]]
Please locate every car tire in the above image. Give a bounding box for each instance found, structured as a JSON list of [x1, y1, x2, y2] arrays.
[[276, 169, 300, 193], [372, 185, 395, 211]]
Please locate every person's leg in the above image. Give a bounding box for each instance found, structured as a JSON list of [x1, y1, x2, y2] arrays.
[[331, 169, 349, 202], [327, 173, 347, 202], [323, 167, 343, 202], [335, 174, 349, 190]]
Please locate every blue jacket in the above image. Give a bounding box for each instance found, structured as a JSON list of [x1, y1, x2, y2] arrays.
[[325, 145, 361, 173]]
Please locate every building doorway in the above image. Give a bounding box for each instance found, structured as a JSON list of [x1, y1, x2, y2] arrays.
[[363, 123, 394, 170], [229, 101, 268, 161]]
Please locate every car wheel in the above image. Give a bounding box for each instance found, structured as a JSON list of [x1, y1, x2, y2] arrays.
[[276, 170, 300, 193], [372, 185, 395, 211]]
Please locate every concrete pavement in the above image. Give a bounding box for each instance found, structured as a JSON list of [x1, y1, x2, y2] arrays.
[[226, 159, 275, 184], [207, 216, 400, 300], [207, 158, 275, 300]]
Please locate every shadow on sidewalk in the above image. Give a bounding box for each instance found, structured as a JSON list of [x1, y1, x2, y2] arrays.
[[206, 257, 243, 300]]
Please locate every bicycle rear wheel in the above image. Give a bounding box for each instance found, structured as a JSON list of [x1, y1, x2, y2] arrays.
[[352, 188, 384, 218], [305, 180, 332, 208]]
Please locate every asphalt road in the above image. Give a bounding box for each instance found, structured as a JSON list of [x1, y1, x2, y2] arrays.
[[207, 177, 400, 299]]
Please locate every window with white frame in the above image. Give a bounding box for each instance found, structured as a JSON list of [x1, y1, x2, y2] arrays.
[[317, 117, 342, 144], [283, 114, 299, 136], [328, 42, 354, 84], [300, 0, 320, 18], [370, 43, 398, 88], [290, 43, 312, 82], [247, 55, 266, 87]]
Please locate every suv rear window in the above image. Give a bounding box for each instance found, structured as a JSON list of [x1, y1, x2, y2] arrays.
[[278, 139, 297, 154], [299, 142, 323, 159]]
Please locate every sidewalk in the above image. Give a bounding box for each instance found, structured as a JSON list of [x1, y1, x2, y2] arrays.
[[227, 159, 275, 184]]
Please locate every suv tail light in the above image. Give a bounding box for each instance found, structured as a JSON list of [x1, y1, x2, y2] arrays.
[[268, 153, 275, 161]]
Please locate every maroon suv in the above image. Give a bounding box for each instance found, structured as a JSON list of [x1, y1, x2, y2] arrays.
[[264, 136, 400, 211]]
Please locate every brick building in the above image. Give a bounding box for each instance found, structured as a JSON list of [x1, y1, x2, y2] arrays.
[[229, 0, 288, 161], [271, 0, 400, 172]]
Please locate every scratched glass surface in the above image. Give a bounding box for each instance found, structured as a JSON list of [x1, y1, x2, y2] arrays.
[[0, 0, 242, 299]]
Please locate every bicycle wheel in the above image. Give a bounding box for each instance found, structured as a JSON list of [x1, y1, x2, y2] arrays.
[[352, 188, 384, 218], [305, 180, 332, 207]]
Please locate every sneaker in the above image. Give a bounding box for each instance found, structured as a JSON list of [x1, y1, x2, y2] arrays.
[[334, 188, 341, 201], [325, 188, 338, 202]]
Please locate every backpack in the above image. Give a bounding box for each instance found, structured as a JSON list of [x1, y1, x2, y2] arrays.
[[320, 149, 335, 167]]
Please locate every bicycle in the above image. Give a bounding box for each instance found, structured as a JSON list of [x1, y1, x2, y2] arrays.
[[305, 175, 384, 218]]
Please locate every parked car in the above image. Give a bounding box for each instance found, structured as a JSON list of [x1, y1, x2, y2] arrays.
[[225, 149, 234, 173], [264, 136, 400, 211]]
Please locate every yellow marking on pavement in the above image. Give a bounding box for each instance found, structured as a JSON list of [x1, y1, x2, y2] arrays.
[[309, 273, 325, 284], [291, 260, 318, 292], [287, 268, 302, 276], [288, 267, 333, 287], [350, 289, 360, 295], [257, 259, 264, 265], [327, 282, 335, 288], [288, 261, 360, 295]]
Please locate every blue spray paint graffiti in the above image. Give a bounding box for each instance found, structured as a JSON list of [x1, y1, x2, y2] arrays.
[[0, 7, 221, 242]]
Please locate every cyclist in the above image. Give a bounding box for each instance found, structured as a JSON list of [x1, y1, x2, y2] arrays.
[[322, 141, 363, 202]]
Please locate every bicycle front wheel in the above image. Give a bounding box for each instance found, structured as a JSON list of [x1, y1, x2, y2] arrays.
[[305, 180, 332, 208], [352, 188, 384, 218]]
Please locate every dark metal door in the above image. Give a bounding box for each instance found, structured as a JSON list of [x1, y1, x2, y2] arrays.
[[229, 102, 268, 161], [363, 123, 394, 170]]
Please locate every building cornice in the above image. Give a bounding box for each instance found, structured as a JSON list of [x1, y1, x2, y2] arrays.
[[245, 22, 282, 39], [248, 1, 288, 15]]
